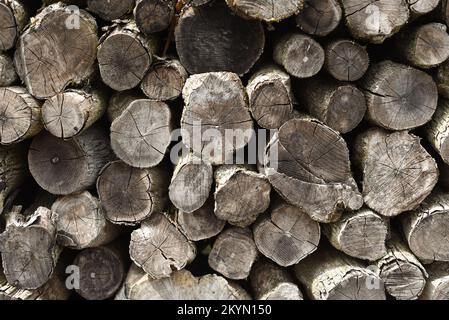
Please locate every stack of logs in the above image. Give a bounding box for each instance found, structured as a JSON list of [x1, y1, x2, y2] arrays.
[[3, 0, 449, 300]]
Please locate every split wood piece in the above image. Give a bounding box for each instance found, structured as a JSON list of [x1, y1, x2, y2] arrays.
[[169, 152, 213, 213], [0, 87, 42, 145], [273, 33, 324, 79], [355, 128, 438, 217], [130, 213, 196, 279], [134, 0, 176, 35], [253, 200, 320, 267], [294, 246, 386, 300], [0, 0, 27, 51], [97, 160, 168, 225], [87, 0, 135, 20], [52, 191, 121, 249], [300, 78, 367, 134], [171, 198, 226, 242], [426, 98, 449, 165], [97, 23, 157, 92], [73, 244, 127, 300], [340, 0, 409, 44], [407, 0, 440, 16], [397, 23, 449, 69], [250, 260, 303, 300], [401, 191, 449, 263], [107, 90, 145, 122], [42, 89, 106, 139], [375, 235, 427, 300], [323, 208, 389, 261], [141, 59, 188, 101], [214, 165, 271, 228], [324, 39, 369, 82], [181, 72, 253, 165], [0, 53, 17, 86], [246, 65, 294, 129], [0, 207, 60, 290], [296, 0, 342, 37], [175, 0, 265, 75], [208, 227, 258, 280], [361, 60, 438, 131], [225, 0, 304, 22], [420, 262, 449, 300], [264, 116, 363, 223], [110, 99, 172, 168], [28, 125, 113, 195], [14, 3, 98, 99]]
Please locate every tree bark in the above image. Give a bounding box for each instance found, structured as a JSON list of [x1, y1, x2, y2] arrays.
[[0, 0, 27, 51], [28, 125, 113, 195], [361, 60, 438, 131], [96, 160, 168, 225], [225, 0, 304, 22], [0, 53, 17, 86], [87, 0, 135, 20], [134, 0, 176, 35], [354, 128, 438, 217], [296, 0, 342, 37], [420, 262, 449, 300], [426, 98, 449, 165]]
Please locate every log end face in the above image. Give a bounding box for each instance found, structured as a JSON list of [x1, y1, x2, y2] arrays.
[[380, 262, 426, 300]]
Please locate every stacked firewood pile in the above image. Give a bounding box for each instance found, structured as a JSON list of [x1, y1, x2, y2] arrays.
[[2, 0, 449, 301]]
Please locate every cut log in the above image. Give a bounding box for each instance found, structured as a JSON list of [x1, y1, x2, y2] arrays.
[[300, 78, 367, 134], [355, 128, 438, 217], [323, 208, 389, 261], [420, 262, 449, 300], [208, 227, 258, 280], [324, 39, 369, 82], [253, 200, 320, 267], [28, 125, 113, 195], [246, 65, 294, 129], [0, 86, 42, 145], [175, 0, 265, 75], [107, 90, 145, 123], [397, 23, 449, 69], [426, 98, 449, 165], [340, 0, 409, 44], [141, 59, 187, 102], [169, 152, 213, 213], [134, 0, 176, 35], [0, 0, 27, 51], [442, 0, 449, 26], [52, 191, 121, 249], [87, 0, 135, 20], [98, 22, 157, 91], [129, 213, 196, 279], [273, 33, 325, 79], [97, 160, 168, 225], [214, 165, 271, 228], [294, 246, 386, 300], [181, 72, 254, 165], [296, 0, 342, 37], [437, 59, 449, 99], [225, 0, 304, 22], [0, 53, 17, 87], [361, 60, 438, 131], [401, 191, 449, 263], [42, 89, 106, 139], [14, 3, 98, 99], [407, 0, 439, 16], [110, 99, 172, 168], [0, 207, 60, 290], [250, 260, 303, 300], [375, 235, 427, 300], [264, 116, 363, 223]]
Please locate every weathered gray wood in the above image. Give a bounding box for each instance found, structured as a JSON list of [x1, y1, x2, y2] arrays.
[[0, 87, 42, 145], [181, 72, 253, 165], [323, 208, 389, 261], [130, 213, 196, 279], [97, 160, 168, 225], [407, 0, 439, 16], [42, 89, 106, 139], [361, 60, 438, 130], [175, 1, 265, 75], [0, 0, 27, 51], [225, 0, 304, 22], [208, 227, 258, 280], [273, 32, 324, 79], [426, 98, 449, 165], [442, 0, 449, 26], [355, 128, 438, 217], [296, 0, 342, 37], [0, 53, 17, 87], [420, 262, 449, 300], [264, 116, 363, 223], [14, 3, 98, 99], [87, 0, 135, 20], [134, 0, 176, 35], [28, 126, 113, 195], [253, 200, 320, 267], [107, 90, 145, 123]]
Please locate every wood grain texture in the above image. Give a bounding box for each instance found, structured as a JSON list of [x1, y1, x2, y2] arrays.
[[225, 0, 304, 22], [0, 0, 27, 51], [0, 53, 17, 86], [87, 0, 135, 20], [134, 0, 176, 35], [296, 0, 342, 37]]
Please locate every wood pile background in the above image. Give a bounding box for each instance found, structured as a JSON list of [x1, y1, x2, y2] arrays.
[[2, 0, 449, 300]]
